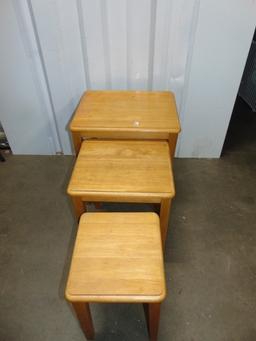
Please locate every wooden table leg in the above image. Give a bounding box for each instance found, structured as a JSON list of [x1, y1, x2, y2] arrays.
[[143, 303, 149, 331], [72, 302, 95, 340], [72, 132, 82, 156], [94, 202, 102, 210], [160, 198, 172, 246], [71, 196, 85, 221], [148, 303, 161, 341], [169, 134, 178, 158]]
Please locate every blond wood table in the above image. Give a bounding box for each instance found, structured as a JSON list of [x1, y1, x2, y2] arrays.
[[65, 212, 166, 341], [70, 90, 181, 157], [67, 140, 175, 245]]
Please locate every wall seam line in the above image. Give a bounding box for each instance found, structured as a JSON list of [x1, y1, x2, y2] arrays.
[[126, 0, 131, 90], [175, 0, 201, 156], [26, 0, 63, 153], [76, 0, 91, 89], [148, 0, 157, 90], [100, 0, 112, 89]]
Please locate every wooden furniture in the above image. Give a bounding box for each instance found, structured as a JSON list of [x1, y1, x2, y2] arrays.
[[67, 140, 175, 245], [65, 212, 166, 341], [70, 90, 181, 157]]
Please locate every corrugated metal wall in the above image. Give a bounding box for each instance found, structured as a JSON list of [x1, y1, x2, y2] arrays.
[[2, 0, 255, 156], [5, 0, 199, 154]]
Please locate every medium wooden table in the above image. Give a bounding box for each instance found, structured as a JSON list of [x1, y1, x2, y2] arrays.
[[70, 91, 181, 157], [65, 212, 166, 341], [67, 140, 175, 245]]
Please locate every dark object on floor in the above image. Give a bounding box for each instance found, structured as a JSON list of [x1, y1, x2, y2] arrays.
[[0, 141, 10, 150], [222, 95, 256, 155], [239, 28, 256, 112], [0, 152, 5, 162], [0, 136, 10, 162]]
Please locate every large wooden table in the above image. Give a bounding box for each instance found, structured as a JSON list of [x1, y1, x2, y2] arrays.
[[67, 140, 175, 245], [70, 91, 181, 156]]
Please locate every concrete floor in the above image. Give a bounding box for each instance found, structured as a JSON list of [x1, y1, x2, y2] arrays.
[[1, 112, 256, 340]]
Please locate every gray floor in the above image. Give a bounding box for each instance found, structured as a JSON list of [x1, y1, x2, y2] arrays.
[[0, 131, 256, 340]]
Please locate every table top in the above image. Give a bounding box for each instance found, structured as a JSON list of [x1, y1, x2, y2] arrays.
[[70, 90, 180, 133], [65, 212, 166, 303], [67, 140, 174, 198]]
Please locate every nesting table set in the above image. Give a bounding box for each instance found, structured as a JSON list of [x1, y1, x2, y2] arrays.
[[65, 91, 180, 341]]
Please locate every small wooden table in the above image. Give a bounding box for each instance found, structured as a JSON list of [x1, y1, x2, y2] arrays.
[[67, 140, 175, 245], [65, 212, 166, 341], [70, 91, 181, 156]]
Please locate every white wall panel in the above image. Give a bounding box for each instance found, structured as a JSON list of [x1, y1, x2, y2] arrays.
[[107, 0, 128, 89], [153, 0, 197, 110], [30, 0, 86, 154], [0, 0, 58, 154], [126, 0, 151, 90], [81, 0, 108, 89]]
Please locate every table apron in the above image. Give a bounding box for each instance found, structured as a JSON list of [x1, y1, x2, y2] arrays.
[[76, 130, 171, 140], [79, 193, 171, 204]]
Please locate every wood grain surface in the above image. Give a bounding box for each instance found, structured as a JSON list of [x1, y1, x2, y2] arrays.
[[65, 212, 166, 303]]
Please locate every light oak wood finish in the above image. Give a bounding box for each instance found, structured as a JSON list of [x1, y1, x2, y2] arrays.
[[160, 198, 172, 244], [71, 196, 86, 220], [67, 140, 175, 244], [70, 91, 181, 156], [66, 212, 166, 302], [65, 212, 166, 341]]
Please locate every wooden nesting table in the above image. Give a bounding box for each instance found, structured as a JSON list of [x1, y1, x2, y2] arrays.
[[67, 140, 175, 245], [65, 212, 166, 341], [70, 90, 181, 157]]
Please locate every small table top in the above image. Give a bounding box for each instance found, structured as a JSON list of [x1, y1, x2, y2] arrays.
[[65, 212, 166, 303], [70, 90, 180, 134], [67, 140, 174, 198]]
